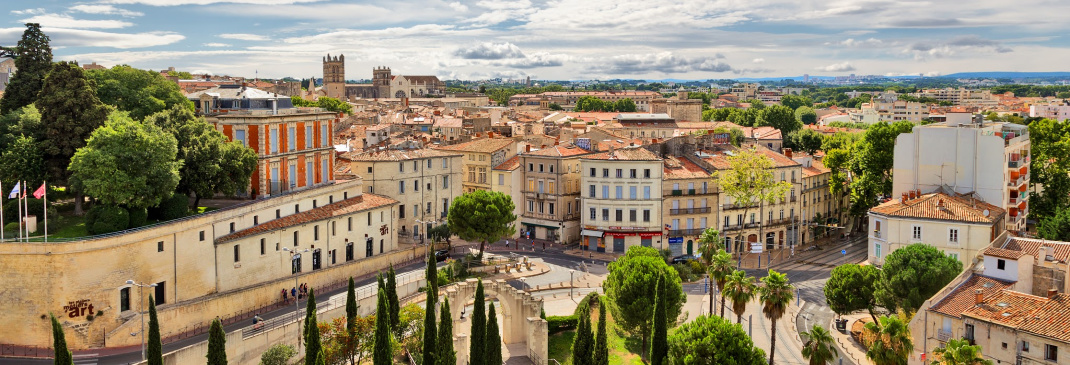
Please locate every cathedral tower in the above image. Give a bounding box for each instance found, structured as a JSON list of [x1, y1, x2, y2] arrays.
[[373, 66, 392, 98], [322, 54, 345, 99]]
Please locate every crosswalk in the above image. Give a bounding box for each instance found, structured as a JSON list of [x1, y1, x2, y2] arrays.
[[73, 353, 96, 365]]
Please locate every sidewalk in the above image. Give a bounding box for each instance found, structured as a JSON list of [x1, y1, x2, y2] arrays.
[[829, 313, 872, 365]]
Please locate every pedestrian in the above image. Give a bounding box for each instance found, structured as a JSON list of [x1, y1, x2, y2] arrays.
[[291, 287, 297, 300], [281, 289, 287, 301], [253, 313, 264, 330]]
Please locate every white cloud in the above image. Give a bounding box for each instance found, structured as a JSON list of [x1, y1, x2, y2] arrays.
[[11, 8, 46, 16], [21, 14, 134, 29], [218, 33, 269, 41], [752, 58, 765, 63], [447, 1, 468, 12], [454, 42, 525, 59], [0, 27, 183, 49], [106, 0, 324, 5], [815, 61, 855, 72], [837, 38, 886, 47], [71, 5, 144, 17], [495, 52, 569, 68], [594, 52, 734, 74], [203, 42, 231, 47]]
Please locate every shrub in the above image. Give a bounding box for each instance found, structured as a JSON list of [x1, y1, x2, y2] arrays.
[[576, 291, 601, 315], [149, 194, 188, 221], [259, 344, 296, 365], [127, 207, 148, 228], [547, 315, 578, 334], [672, 263, 698, 282], [689, 260, 705, 275], [86, 204, 130, 235], [2, 197, 56, 227]]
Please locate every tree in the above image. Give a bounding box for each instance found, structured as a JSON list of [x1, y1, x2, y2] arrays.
[[742, 99, 766, 110], [548, 103, 563, 111], [51, 314, 71, 365], [759, 270, 794, 365], [0, 134, 45, 189], [723, 270, 757, 324], [485, 303, 502, 365], [1028, 119, 1070, 224], [650, 277, 669, 365], [603, 246, 684, 357], [614, 98, 638, 112], [422, 252, 438, 365], [0, 23, 52, 114], [572, 303, 593, 365], [780, 95, 813, 111], [35, 61, 110, 215], [875, 244, 962, 314], [758, 105, 803, 135], [428, 224, 452, 248], [86, 65, 193, 120], [469, 280, 487, 365], [0, 103, 42, 151], [575, 96, 606, 112], [315, 96, 353, 115], [843, 121, 914, 218], [1038, 206, 1070, 241], [801, 325, 838, 365], [207, 318, 227, 365], [795, 106, 817, 125], [593, 298, 608, 365], [862, 315, 913, 365], [373, 288, 393, 365], [304, 289, 317, 357], [387, 265, 400, 337], [666, 315, 766, 365], [931, 338, 992, 365], [68, 112, 181, 209], [824, 264, 880, 323], [447, 190, 517, 258], [708, 248, 733, 318], [346, 277, 358, 341], [436, 297, 456, 365], [697, 228, 721, 315], [147, 295, 163, 365], [305, 309, 322, 365], [712, 146, 791, 253], [259, 344, 296, 365], [786, 129, 824, 155]]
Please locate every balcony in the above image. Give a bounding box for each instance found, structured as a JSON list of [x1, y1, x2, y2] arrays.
[[688, 189, 696, 195], [937, 330, 953, 342], [1008, 160, 1019, 168], [670, 207, 712, 215], [671, 190, 683, 196], [873, 230, 882, 238], [668, 228, 705, 236], [790, 196, 797, 202], [745, 222, 761, 229], [723, 224, 743, 231]]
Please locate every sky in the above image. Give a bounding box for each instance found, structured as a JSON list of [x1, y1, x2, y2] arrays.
[[1, 0, 1068, 81]]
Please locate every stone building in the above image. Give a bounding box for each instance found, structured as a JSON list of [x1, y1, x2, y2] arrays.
[[321, 54, 444, 100], [517, 144, 595, 244], [435, 137, 517, 193], [650, 92, 703, 122], [580, 146, 665, 253]]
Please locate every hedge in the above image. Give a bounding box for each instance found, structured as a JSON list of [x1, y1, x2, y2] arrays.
[[86, 205, 130, 235], [149, 194, 189, 221], [547, 315, 578, 334]]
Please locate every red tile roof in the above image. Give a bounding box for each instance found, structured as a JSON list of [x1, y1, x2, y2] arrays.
[[216, 194, 399, 243], [343, 148, 461, 162], [493, 155, 521, 171], [963, 290, 1050, 327], [582, 146, 661, 161], [929, 275, 1015, 318], [434, 138, 514, 154], [983, 235, 1070, 262], [869, 192, 1005, 224], [526, 144, 594, 158], [1017, 293, 1070, 342], [663, 156, 711, 180]]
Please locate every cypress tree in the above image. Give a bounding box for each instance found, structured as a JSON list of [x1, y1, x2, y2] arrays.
[[304, 289, 317, 345], [649, 277, 668, 365], [345, 277, 358, 365], [572, 304, 593, 365], [304, 310, 322, 365], [593, 298, 608, 365], [373, 287, 393, 365], [436, 297, 456, 365], [0, 23, 52, 114], [206, 318, 227, 365], [485, 303, 502, 365], [469, 280, 486, 365], [50, 314, 71, 365], [427, 249, 439, 302], [422, 257, 438, 365], [147, 295, 163, 365], [387, 265, 400, 333]]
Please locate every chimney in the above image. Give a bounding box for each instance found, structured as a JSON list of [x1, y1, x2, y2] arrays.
[[526, 145, 532, 153], [908, 190, 916, 200], [783, 148, 793, 159], [901, 192, 908, 203], [975, 289, 984, 305], [937, 199, 945, 209], [1049, 289, 1059, 299]]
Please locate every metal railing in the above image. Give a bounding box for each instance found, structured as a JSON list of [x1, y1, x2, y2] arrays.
[[668, 228, 705, 236], [669, 207, 711, 215]]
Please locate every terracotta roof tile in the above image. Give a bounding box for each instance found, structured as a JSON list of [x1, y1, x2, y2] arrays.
[[583, 146, 661, 161], [343, 148, 461, 162], [217, 194, 399, 243], [963, 290, 1050, 327], [983, 235, 1070, 262], [869, 192, 1004, 224], [1018, 294, 1070, 342], [929, 275, 1015, 318], [434, 138, 514, 154], [493, 155, 521, 171], [663, 156, 711, 180], [526, 144, 595, 157]]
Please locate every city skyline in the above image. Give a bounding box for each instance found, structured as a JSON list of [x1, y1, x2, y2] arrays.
[[1, 0, 1068, 80]]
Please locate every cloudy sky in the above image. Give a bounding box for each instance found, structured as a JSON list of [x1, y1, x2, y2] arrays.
[[1, 0, 1066, 81]]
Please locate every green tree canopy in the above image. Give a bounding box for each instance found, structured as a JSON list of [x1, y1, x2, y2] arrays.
[[1027, 119, 1070, 224], [260, 344, 297, 365], [68, 112, 181, 209], [614, 98, 638, 112], [875, 244, 962, 314], [436, 297, 457, 365], [0, 134, 44, 188], [650, 277, 669, 365], [485, 303, 502, 365], [604, 246, 684, 356], [86, 65, 193, 120], [824, 264, 880, 322], [447, 190, 516, 257], [758, 105, 803, 135], [801, 325, 838, 365], [0, 97, 43, 151], [36, 61, 110, 192], [0, 23, 52, 114], [862, 314, 913, 365], [723, 270, 756, 324], [469, 280, 487, 365], [780, 95, 813, 111], [1038, 206, 1070, 241], [786, 128, 825, 155], [315, 96, 353, 115], [373, 287, 392, 365], [759, 270, 794, 365], [932, 338, 992, 365], [795, 106, 817, 125], [712, 146, 791, 252], [572, 302, 593, 365], [665, 315, 766, 365]]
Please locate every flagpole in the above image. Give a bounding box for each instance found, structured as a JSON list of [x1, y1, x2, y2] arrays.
[[1, 180, 4, 242], [16, 181, 22, 242], [42, 182, 47, 242], [23, 181, 28, 241]]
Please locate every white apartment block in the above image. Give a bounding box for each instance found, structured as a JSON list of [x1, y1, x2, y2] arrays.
[[1029, 103, 1070, 121], [913, 88, 998, 107], [580, 147, 665, 253]]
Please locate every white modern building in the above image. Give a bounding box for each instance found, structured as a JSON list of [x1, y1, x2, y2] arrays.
[[1029, 102, 1070, 121]]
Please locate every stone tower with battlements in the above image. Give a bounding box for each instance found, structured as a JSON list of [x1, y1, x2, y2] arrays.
[[323, 54, 345, 99], [373, 66, 392, 98]]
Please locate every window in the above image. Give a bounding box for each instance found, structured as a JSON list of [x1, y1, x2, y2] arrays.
[[293, 231, 299, 246], [1023, 341, 1031, 353], [949, 252, 959, 261], [157, 241, 164, 252], [366, 212, 371, 226], [400, 162, 405, 173], [672, 219, 679, 229], [270, 128, 279, 154], [253, 216, 259, 226], [629, 186, 637, 200], [603, 168, 609, 177], [499, 174, 504, 185], [589, 168, 596, 177], [1046, 344, 1058, 361], [912, 226, 922, 240], [528, 163, 534, 172], [260, 238, 265, 255], [199, 230, 205, 241], [589, 185, 596, 198], [997, 259, 1006, 270], [590, 208, 596, 220], [602, 186, 609, 199], [644, 169, 651, 178], [615, 186, 623, 199], [154, 282, 166, 305], [414, 180, 419, 192], [643, 209, 650, 222], [443, 176, 449, 189], [527, 201, 534, 212], [443, 158, 448, 168], [538, 202, 545, 214], [314, 226, 320, 241], [295, 204, 300, 213], [616, 169, 623, 178], [875, 243, 881, 258], [549, 203, 555, 215], [643, 186, 651, 199], [235, 129, 247, 147], [615, 209, 623, 222], [306, 125, 313, 148], [602, 209, 609, 221], [233, 244, 240, 262], [949, 228, 959, 243], [549, 165, 554, 173], [539, 164, 544, 172], [229, 222, 235, 233], [399, 205, 406, 218], [749, 213, 756, 224], [399, 181, 405, 194], [276, 209, 281, 218], [288, 126, 296, 151], [322, 124, 329, 147], [629, 209, 637, 222], [630, 169, 637, 178], [120, 287, 131, 312]]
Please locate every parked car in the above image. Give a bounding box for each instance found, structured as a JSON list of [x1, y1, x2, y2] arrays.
[[671, 254, 700, 264], [434, 249, 450, 262]]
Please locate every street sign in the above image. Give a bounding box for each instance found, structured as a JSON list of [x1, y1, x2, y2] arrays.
[[841, 249, 847, 255], [750, 242, 763, 253], [668, 237, 684, 244]]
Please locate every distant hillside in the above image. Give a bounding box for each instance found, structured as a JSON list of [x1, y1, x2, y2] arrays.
[[940, 72, 1070, 79]]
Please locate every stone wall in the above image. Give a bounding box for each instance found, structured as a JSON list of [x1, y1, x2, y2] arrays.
[[1032, 265, 1066, 296], [444, 279, 547, 365]]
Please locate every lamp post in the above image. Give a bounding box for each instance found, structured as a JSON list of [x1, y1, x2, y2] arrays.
[[282, 247, 309, 351], [125, 280, 158, 362], [569, 269, 575, 299], [416, 219, 437, 246]]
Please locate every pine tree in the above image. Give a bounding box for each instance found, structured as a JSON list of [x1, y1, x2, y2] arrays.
[[649, 278, 668, 365], [485, 303, 502, 365], [373, 287, 393, 365], [436, 297, 456, 365], [206, 318, 227, 365], [304, 310, 321, 365], [593, 298, 608, 365], [572, 304, 593, 365], [147, 295, 163, 365], [50, 314, 71, 365], [469, 280, 486, 365], [422, 253, 438, 365], [387, 265, 400, 334], [0, 23, 52, 114]]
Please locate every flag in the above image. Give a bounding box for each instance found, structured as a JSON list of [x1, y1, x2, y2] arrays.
[[7, 181, 19, 199], [32, 183, 45, 200]]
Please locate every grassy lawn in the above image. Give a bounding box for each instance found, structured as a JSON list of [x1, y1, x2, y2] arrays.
[[547, 304, 645, 365]]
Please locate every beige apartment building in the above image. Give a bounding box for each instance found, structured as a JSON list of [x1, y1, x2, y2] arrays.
[[492, 155, 524, 239], [342, 148, 464, 243], [518, 144, 596, 244], [580, 147, 665, 253], [660, 155, 718, 256], [436, 137, 517, 192], [650, 92, 704, 123], [868, 191, 1006, 266], [794, 153, 847, 244]]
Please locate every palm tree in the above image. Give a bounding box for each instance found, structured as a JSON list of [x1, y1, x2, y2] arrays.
[[708, 249, 734, 317], [932, 338, 991, 365], [722, 270, 756, 324], [862, 315, 914, 365], [801, 325, 838, 365], [697, 228, 720, 315], [759, 269, 794, 365]]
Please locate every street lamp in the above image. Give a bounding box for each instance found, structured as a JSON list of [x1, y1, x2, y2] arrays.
[[569, 269, 575, 299], [520, 277, 527, 291], [125, 280, 158, 362], [416, 219, 437, 246], [282, 247, 309, 351]]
